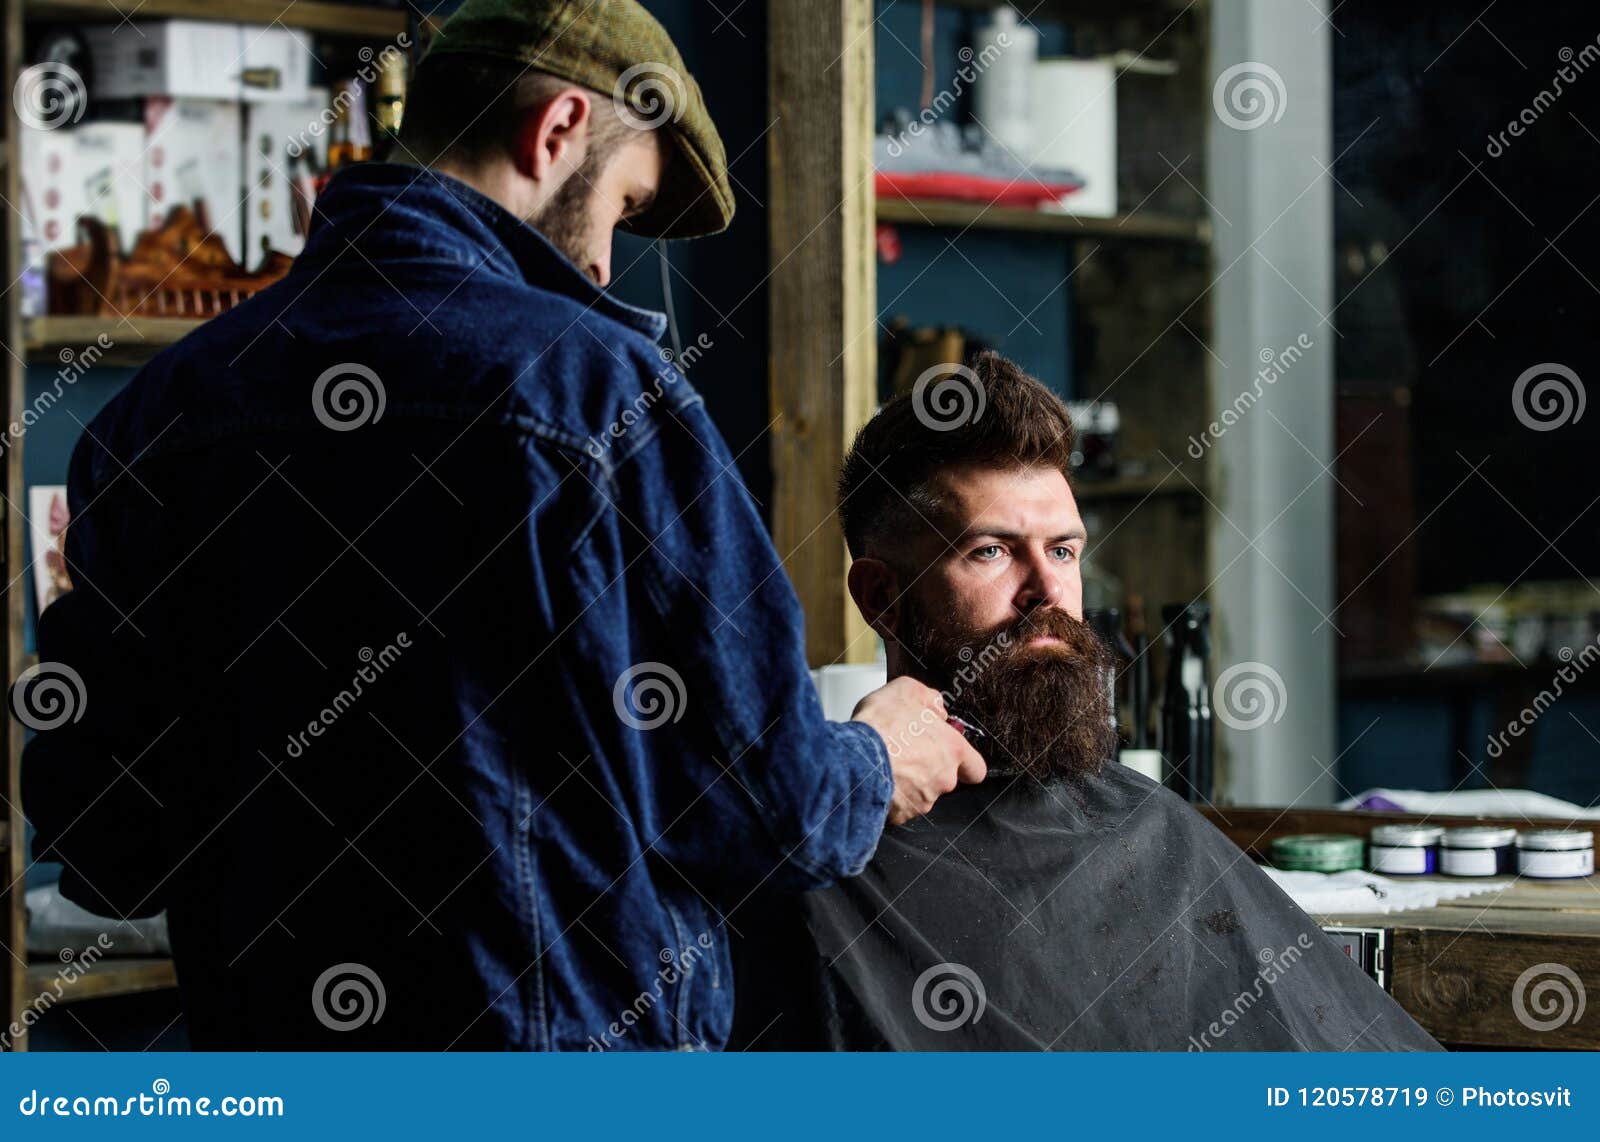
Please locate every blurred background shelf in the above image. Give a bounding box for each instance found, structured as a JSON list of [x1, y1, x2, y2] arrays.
[[876, 197, 1210, 243], [26, 0, 408, 37], [1075, 473, 1207, 501], [1339, 658, 1600, 693], [25, 957, 177, 1005], [25, 316, 204, 367]]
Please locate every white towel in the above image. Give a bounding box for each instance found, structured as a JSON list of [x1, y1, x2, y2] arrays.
[[1261, 867, 1512, 915]]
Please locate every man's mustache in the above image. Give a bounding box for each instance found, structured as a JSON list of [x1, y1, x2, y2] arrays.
[[990, 608, 1098, 657]]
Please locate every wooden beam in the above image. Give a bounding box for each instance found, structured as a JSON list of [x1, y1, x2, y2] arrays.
[[3, 0, 30, 1052], [25, 957, 179, 1007], [768, 0, 877, 667], [27, 0, 408, 38]]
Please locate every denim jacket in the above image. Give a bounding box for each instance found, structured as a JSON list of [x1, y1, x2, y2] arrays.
[[22, 163, 892, 1050]]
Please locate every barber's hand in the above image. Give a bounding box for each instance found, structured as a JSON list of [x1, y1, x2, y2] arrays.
[[851, 677, 987, 827]]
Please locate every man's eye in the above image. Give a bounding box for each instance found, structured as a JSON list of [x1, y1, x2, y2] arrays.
[[973, 545, 1004, 561], [1051, 546, 1078, 562]]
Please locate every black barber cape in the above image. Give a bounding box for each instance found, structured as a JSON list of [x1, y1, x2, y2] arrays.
[[731, 763, 1441, 1051]]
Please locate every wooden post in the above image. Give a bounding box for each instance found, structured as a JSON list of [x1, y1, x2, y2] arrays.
[[2, 0, 30, 1051], [767, 0, 878, 667]]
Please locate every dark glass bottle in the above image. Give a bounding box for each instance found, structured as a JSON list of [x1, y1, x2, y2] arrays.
[[1085, 608, 1134, 744], [1160, 601, 1213, 803]]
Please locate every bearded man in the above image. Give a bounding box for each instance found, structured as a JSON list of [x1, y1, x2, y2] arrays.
[[731, 353, 1441, 1052]]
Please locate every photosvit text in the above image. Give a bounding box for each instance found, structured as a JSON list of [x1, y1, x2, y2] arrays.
[[1265, 1086, 1573, 1109]]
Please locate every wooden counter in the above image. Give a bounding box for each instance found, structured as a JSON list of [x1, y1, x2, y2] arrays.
[[1311, 875, 1599, 1050], [1201, 807, 1599, 1050]]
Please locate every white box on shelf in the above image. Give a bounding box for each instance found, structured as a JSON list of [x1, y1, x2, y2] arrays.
[[244, 90, 330, 268], [1030, 58, 1118, 219], [73, 123, 148, 254], [238, 26, 314, 103], [19, 126, 78, 252], [144, 98, 245, 263], [20, 122, 147, 254], [85, 21, 245, 100]]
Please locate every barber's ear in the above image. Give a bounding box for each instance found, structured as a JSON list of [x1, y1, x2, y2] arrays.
[[514, 89, 592, 183], [847, 558, 903, 642]]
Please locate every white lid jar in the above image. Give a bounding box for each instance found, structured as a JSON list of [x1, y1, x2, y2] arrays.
[[1516, 830, 1595, 879]]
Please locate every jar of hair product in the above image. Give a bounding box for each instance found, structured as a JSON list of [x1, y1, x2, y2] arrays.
[[1516, 830, 1595, 879], [1368, 825, 1444, 876], [1269, 834, 1365, 873], [1440, 826, 1517, 877]]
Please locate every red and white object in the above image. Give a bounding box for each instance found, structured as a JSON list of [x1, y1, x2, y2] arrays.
[[21, 122, 146, 253]]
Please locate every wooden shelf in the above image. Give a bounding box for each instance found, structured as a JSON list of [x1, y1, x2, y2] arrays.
[[25, 316, 204, 367], [27, 0, 409, 37], [24, 956, 177, 1005], [877, 196, 1211, 243]]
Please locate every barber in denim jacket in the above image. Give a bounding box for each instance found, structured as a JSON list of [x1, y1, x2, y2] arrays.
[[20, 0, 983, 1049]]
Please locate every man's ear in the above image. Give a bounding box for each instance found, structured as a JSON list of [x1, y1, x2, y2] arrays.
[[847, 558, 903, 643], [513, 89, 592, 183]]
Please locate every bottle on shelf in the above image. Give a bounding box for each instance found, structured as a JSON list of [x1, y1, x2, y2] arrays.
[[1159, 601, 1214, 803]]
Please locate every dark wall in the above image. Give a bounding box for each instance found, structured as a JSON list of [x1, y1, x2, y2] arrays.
[[1333, 0, 1600, 805], [610, 0, 775, 510]]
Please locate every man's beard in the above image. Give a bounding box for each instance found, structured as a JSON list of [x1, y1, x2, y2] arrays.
[[530, 169, 599, 278], [899, 599, 1119, 784]]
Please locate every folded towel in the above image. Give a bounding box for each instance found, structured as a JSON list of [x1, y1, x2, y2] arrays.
[[1261, 867, 1512, 915]]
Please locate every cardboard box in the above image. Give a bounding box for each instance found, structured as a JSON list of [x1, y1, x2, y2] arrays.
[[21, 122, 147, 253], [145, 98, 244, 263], [86, 21, 311, 102], [244, 90, 330, 268], [239, 25, 313, 104]]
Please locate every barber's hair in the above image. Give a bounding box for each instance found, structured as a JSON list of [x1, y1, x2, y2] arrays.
[[397, 53, 646, 171], [838, 352, 1076, 560]]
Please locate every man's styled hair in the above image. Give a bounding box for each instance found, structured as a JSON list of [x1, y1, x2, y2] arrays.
[[397, 53, 647, 172], [838, 352, 1076, 560]]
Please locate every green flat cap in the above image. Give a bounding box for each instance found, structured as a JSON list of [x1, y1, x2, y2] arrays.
[[423, 0, 735, 239]]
